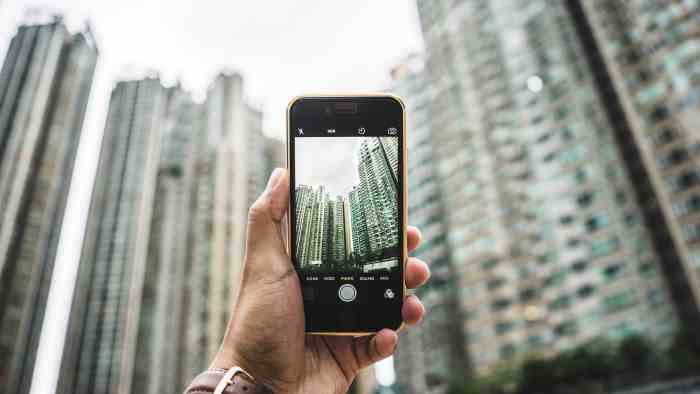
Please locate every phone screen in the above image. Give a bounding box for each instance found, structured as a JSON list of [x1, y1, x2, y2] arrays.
[[288, 96, 405, 332]]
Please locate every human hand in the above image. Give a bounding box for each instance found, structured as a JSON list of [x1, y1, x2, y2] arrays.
[[211, 168, 430, 393]]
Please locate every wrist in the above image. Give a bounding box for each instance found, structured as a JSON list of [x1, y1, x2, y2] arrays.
[[211, 347, 290, 394]]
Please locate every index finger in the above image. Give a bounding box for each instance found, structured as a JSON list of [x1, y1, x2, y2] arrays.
[[408, 226, 421, 253]]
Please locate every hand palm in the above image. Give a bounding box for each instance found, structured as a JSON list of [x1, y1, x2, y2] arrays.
[[213, 169, 428, 394]]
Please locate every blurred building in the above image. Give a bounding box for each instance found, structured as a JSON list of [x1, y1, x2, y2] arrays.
[[204, 72, 265, 359], [131, 86, 203, 394], [566, 0, 700, 332], [58, 73, 279, 393], [390, 54, 468, 394], [58, 78, 170, 394], [411, 0, 681, 382], [0, 18, 97, 394]]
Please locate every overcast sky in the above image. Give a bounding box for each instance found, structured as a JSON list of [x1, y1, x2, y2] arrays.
[[0, 1, 421, 391], [295, 137, 365, 196]]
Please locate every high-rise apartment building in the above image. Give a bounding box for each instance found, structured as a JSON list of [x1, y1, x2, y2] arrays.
[[414, 0, 680, 379], [327, 195, 347, 263], [295, 184, 329, 269], [205, 72, 265, 358], [565, 0, 700, 331], [58, 78, 166, 394], [0, 19, 97, 394], [356, 138, 400, 257], [390, 54, 468, 394], [349, 186, 370, 261], [58, 72, 277, 393], [131, 86, 203, 394]]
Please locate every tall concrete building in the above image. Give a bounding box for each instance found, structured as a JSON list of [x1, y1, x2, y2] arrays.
[[326, 195, 347, 263], [0, 19, 97, 394], [565, 0, 700, 331], [130, 86, 203, 394], [204, 72, 265, 359], [58, 71, 275, 393], [348, 186, 370, 261], [413, 0, 680, 379], [295, 184, 330, 269], [390, 54, 467, 394], [58, 78, 167, 394], [355, 138, 400, 257]]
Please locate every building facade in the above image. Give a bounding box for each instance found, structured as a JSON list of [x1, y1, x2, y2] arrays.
[[390, 54, 468, 394], [204, 72, 266, 358], [0, 19, 97, 394], [58, 73, 278, 393], [58, 78, 167, 394], [131, 86, 203, 394], [413, 0, 680, 381], [567, 0, 700, 331]]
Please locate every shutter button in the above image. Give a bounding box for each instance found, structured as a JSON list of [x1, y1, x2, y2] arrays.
[[338, 284, 357, 302]]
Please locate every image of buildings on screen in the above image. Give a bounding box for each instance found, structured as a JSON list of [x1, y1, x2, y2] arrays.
[[295, 137, 400, 273]]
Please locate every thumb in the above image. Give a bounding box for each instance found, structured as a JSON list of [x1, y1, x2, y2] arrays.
[[244, 168, 290, 264]]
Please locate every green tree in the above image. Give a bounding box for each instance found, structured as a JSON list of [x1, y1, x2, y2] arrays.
[[518, 358, 557, 394], [667, 327, 700, 377], [616, 335, 655, 381]]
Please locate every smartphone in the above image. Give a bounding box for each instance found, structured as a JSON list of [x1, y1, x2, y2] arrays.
[[287, 94, 406, 334]]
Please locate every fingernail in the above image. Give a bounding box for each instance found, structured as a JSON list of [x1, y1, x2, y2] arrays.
[[266, 168, 283, 192]]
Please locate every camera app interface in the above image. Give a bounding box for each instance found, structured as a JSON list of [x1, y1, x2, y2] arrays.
[[294, 136, 400, 275]]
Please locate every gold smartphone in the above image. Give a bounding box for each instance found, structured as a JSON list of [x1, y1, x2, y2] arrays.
[[287, 94, 407, 335]]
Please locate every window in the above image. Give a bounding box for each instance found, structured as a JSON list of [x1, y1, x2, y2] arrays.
[[528, 335, 544, 347], [604, 289, 638, 314], [550, 294, 571, 310], [668, 148, 689, 166], [615, 191, 627, 204], [574, 168, 588, 184], [624, 213, 639, 226], [577, 284, 595, 298], [638, 260, 656, 277], [647, 288, 664, 306], [591, 236, 620, 258], [544, 271, 566, 287], [571, 260, 588, 272], [682, 224, 700, 242], [603, 263, 625, 281], [492, 298, 512, 311], [520, 288, 537, 301], [482, 259, 499, 270], [577, 192, 594, 208], [495, 321, 515, 335], [487, 277, 506, 290], [567, 238, 581, 248], [537, 253, 553, 265], [537, 132, 552, 143], [554, 321, 578, 336], [585, 214, 610, 233], [500, 344, 516, 360], [560, 215, 574, 225]]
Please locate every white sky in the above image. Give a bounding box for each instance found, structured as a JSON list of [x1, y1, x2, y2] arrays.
[[0, 1, 423, 392], [295, 137, 364, 196]]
